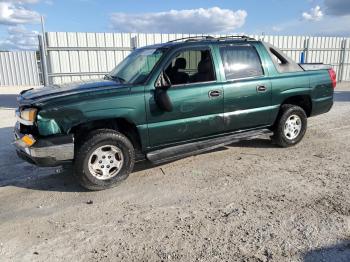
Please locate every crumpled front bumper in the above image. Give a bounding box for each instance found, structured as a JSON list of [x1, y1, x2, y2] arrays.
[[13, 122, 74, 167]]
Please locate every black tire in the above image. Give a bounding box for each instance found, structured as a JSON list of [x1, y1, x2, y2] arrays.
[[74, 129, 135, 191], [272, 104, 307, 148]]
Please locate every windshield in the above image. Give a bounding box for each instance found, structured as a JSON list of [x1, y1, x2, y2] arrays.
[[108, 48, 167, 84]]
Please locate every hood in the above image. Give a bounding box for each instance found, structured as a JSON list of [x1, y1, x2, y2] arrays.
[[18, 79, 124, 106]]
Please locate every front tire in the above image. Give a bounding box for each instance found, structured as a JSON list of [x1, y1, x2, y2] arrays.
[[272, 104, 307, 148], [74, 129, 135, 191]]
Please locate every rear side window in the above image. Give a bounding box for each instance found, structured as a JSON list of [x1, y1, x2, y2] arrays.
[[219, 45, 264, 80], [265, 44, 303, 73]]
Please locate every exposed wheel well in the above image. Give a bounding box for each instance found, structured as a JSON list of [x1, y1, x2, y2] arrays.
[[281, 95, 312, 117], [71, 118, 142, 151]]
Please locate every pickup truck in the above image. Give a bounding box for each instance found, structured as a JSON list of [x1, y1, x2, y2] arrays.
[[13, 35, 336, 190]]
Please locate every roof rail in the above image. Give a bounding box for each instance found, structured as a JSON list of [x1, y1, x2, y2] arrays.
[[167, 35, 216, 43], [167, 35, 256, 43], [216, 35, 256, 41]]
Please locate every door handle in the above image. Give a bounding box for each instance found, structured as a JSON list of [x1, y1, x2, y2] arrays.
[[209, 90, 221, 97], [256, 85, 267, 93]]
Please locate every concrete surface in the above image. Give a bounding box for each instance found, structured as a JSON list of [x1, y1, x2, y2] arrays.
[[0, 84, 349, 261]]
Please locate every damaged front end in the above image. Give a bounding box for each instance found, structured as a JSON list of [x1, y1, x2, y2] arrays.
[[13, 93, 74, 167], [13, 79, 124, 167]]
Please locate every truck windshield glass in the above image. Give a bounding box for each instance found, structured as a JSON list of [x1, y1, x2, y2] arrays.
[[108, 48, 166, 84]]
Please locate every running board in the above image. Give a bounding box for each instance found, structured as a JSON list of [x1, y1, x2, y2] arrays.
[[146, 129, 272, 164]]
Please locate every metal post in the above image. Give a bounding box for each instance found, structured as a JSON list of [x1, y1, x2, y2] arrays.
[[304, 38, 310, 63], [38, 34, 49, 86], [259, 32, 265, 41], [339, 39, 347, 82], [130, 36, 138, 50], [40, 16, 48, 56]]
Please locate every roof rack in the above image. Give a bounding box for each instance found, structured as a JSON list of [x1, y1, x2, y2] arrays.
[[167, 35, 256, 43], [167, 35, 216, 43], [216, 35, 256, 41]]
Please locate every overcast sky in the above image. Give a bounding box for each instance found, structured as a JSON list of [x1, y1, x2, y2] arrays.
[[0, 0, 349, 50]]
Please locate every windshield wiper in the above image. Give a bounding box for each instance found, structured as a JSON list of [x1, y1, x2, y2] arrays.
[[104, 74, 126, 84]]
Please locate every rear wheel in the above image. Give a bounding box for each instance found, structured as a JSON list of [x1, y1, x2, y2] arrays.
[[272, 104, 307, 147], [74, 129, 135, 190]]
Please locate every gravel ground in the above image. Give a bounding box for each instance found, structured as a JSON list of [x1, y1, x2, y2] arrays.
[[0, 84, 349, 262]]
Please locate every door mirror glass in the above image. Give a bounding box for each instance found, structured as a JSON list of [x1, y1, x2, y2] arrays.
[[154, 87, 173, 112], [154, 71, 173, 112]]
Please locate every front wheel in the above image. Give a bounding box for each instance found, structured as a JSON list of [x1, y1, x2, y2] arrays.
[[272, 104, 307, 148], [74, 129, 135, 191]]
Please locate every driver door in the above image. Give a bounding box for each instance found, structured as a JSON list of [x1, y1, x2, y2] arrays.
[[145, 46, 224, 148]]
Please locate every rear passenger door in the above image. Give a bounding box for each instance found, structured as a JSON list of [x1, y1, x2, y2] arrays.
[[218, 43, 272, 132]]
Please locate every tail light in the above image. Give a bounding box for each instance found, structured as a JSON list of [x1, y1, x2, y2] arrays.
[[328, 68, 336, 89]]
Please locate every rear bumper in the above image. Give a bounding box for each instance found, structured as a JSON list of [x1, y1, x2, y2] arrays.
[[13, 122, 74, 167], [310, 96, 334, 117]]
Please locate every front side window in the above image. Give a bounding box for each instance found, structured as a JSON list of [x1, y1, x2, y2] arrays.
[[219, 45, 264, 80], [164, 48, 216, 86], [109, 47, 167, 84]]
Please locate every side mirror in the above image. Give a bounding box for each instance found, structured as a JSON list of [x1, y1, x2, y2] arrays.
[[154, 72, 173, 112]]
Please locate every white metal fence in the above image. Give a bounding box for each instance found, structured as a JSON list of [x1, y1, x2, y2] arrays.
[[1, 33, 349, 87], [42, 32, 350, 85], [0, 51, 41, 86]]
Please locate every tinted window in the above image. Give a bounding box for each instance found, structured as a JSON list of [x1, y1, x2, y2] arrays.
[[219, 45, 263, 80], [165, 49, 216, 86]]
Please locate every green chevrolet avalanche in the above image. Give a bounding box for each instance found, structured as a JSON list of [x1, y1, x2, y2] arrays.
[[14, 36, 336, 190]]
